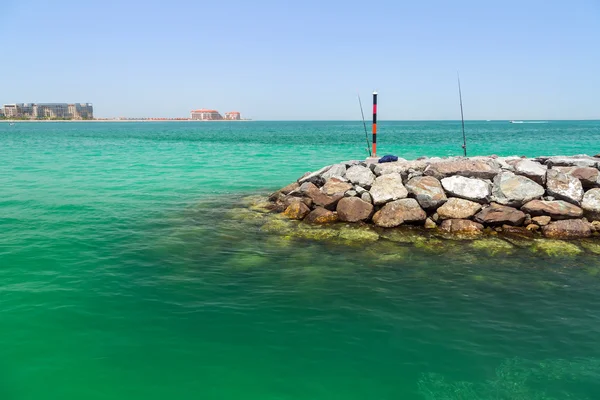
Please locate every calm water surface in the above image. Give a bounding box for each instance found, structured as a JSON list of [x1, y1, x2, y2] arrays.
[[2, 121, 600, 399]]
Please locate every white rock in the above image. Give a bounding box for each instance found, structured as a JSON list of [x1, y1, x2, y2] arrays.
[[345, 165, 375, 188], [441, 176, 491, 202], [369, 173, 408, 205]]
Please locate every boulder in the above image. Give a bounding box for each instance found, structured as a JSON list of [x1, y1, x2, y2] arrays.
[[280, 182, 300, 195], [424, 159, 500, 180], [345, 165, 375, 188], [305, 186, 343, 210], [441, 176, 491, 202], [439, 219, 484, 235], [369, 173, 408, 205], [372, 199, 426, 228], [405, 176, 447, 210], [299, 182, 318, 195], [532, 215, 552, 226], [322, 178, 352, 196], [336, 197, 374, 222], [321, 163, 347, 180], [543, 156, 599, 168], [355, 186, 368, 195], [304, 207, 339, 224], [424, 218, 437, 229], [513, 159, 547, 184], [542, 219, 592, 239], [492, 172, 545, 207], [546, 169, 584, 205], [521, 200, 583, 220], [582, 188, 600, 221], [361, 192, 373, 204], [345, 190, 358, 197], [283, 201, 310, 220], [298, 165, 332, 184], [570, 167, 600, 188], [436, 197, 482, 219], [474, 203, 526, 226], [373, 159, 426, 177]]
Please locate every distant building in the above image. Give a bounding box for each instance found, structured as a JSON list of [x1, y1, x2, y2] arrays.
[[224, 111, 241, 120], [1, 103, 93, 119], [190, 109, 223, 120]]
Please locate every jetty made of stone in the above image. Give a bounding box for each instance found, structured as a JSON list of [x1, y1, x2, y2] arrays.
[[267, 155, 600, 239]]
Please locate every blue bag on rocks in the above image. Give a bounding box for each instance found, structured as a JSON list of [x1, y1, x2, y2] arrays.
[[378, 155, 398, 163]]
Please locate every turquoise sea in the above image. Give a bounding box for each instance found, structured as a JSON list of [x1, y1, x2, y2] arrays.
[[2, 120, 600, 399]]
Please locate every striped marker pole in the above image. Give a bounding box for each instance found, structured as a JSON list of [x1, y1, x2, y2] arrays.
[[372, 91, 378, 157]]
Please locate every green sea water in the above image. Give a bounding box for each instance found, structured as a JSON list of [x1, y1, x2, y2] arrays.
[[2, 120, 600, 399]]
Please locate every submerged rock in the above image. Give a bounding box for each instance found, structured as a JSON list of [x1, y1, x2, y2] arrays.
[[405, 176, 447, 210], [336, 197, 373, 222], [283, 201, 311, 220], [369, 173, 408, 205], [582, 188, 600, 221], [532, 239, 583, 257], [521, 199, 583, 220], [492, 172, 545, 207], [436, 197, 482, 220], [337, 226, 379, 242], [441, 176, 491, 202], [372, 198, 427, 228], [542, 219, 592, 239], [474, 203, 526, 226], [545, 169, 584, 205], [471, 238, 515, 256]]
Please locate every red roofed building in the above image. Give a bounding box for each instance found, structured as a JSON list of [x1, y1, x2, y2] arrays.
[[224, 111, 241, 120], [190, 109, 223, 120]]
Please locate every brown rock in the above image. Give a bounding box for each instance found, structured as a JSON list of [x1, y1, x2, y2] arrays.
[[474, 203, 527, 226], [570, 167, 600, 188], [521, 200, 583, 220], [405, 176, 447, 210], [424, 218, 437, 229], [526, 224, 540, 232], [280, 182, 300, 195], [304, 207, 339, 224], [372, 199, 427, 228], [436, 197, 482, 220], [322, 178, 353, 196], [306, 186, 343, 210], [542, 219, 593, 239], [336, 197, 374, 222], [283, 201, 310, 220], [501, 225, 534, 238], [532, 215, 552, 226], [439, 219, 484, 235], [423, 159, 500, 180]]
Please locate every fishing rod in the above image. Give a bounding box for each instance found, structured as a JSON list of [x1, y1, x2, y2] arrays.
[[457, 72, 467, 157], [357, 93, 372, 157]]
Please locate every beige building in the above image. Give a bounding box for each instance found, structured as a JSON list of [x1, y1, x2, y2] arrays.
[[190, 109, 223, 120], [1, 103, 93, 119], [224, 111, 241, 120]]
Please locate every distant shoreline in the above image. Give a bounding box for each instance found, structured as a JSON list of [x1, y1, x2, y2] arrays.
[[0, 119, 253, 123]]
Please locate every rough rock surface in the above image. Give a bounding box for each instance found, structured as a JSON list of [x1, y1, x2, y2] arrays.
[[361, 192, 373, 204], [305, 186, 343, 210], [542, 219, 593, 239], [373, 159, 426, 177], [372, 199, 427, 228], [321, 163, 347, 180], [543, 156, 599, 168], [474, 203, 527, 226], [322, 178, 353, 196], [280, 182, 300, 195], [582, 188, 600, 221], [546, 169, 584, 205], [336, 197, 373, 222], [424, 159, 500, 180], [424, 218, 437, 229], [436, 197, 482, 219], [304, 207, 338, 224], [369, 173, 408, 205], [441, 176, 491, 202], [570, 167, 599, 188], [439, 219, 484, 234], [405, 176, 447, 210], [345, 165, 375, 188], [492, 172, 545, 206], [521, 200, 583, 220], [283, 201, 310, 220], [532, 215, 552, 226], [513, 160, 547, 185]]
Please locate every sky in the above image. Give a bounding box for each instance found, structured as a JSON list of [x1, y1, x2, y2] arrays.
[[1, 0, 599, 120]]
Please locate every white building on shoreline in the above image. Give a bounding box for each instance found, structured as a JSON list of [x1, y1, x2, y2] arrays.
[[1, 103, 93, 119]]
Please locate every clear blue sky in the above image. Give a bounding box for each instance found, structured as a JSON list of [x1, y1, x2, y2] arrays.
[[1, 0, 599, 120]]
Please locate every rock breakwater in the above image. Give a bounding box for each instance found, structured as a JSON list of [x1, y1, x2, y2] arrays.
[[268, 155, 600, 240]]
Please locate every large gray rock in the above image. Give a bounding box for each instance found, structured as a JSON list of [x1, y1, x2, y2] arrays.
[[436, 197, 482, 219], [372, 199, 427, 228], [521, 200, 583, 220], [336, 197, 373, 222], [424, 159, 500, 180], [439, 219, 484, 235], [321, 163, 347, 180], [369, 173, 408, 205], [492, 172, 545, 207], [582, 188, 600, 221], [546, 169, 584, 205], [544, 156, 599, 168], [345, 165, 375, 188], [405, 176, 447, 210], [542, 219, 592, 239], [372, 159, 426, 177], [474, 203, 526, 226], [441, 176, 491, 202], [513, 159, 547, 184]]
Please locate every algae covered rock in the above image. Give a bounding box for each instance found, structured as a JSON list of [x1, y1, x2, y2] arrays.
[[405, 175, 447, 210], [439, 219, 484, 235], [471, 238, 515, 256], [337, 226, 379, 242], [542, 219, 592, 239], [474, 203, 526, 226], [369, 173, 408, 205], [441, 176, 491, 203], [532, 239, 583, 257], [372, 198, 426, 228], [304, 207, 338, 224], [336, 197, 373, 222], [436, 197, 482, 220], [283, 200, 311, 220]]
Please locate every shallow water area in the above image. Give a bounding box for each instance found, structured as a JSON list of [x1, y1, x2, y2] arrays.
[[2, 121, 600, 399]]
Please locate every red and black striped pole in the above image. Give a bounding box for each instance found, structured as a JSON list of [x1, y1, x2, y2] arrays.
[[372, 91, 378, 157]]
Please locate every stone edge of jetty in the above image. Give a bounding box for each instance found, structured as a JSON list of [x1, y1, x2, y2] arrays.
[[266, 154, 600, 240]]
